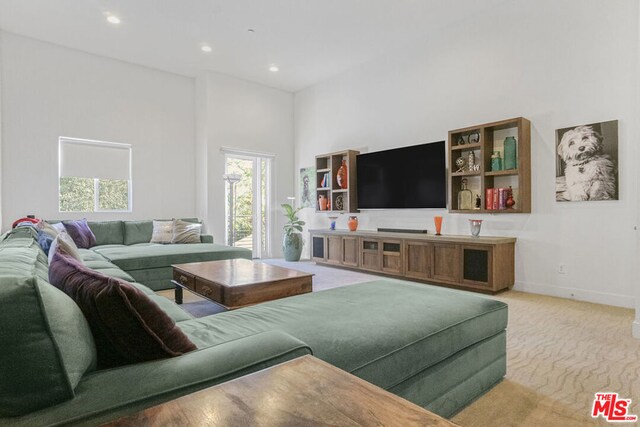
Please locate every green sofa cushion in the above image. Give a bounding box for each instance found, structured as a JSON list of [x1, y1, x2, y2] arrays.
[[0, 234, 49, 283], [123, 221, 153, 245], [5, 331, 311, 426], [123, 219, 203, 246], [93, 243, 251, 271], [178, 279, 507, 391], [87, 221, 124, 246], [0, 276, 97, 417], [78, 249, 136, 282]]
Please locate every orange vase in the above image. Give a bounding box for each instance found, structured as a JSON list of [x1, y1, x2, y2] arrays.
[[319, 195, 328, 211], [347, 216, 358, 231], [337, 160, 348, 189], [434, 216, 443, 236]]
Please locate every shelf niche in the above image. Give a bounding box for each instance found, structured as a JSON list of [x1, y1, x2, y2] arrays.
[[315, 149, 359, 213], [448, 117, 531, 214]]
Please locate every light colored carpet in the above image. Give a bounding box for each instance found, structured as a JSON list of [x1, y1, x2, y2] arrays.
[[158, 260, 640, 426]]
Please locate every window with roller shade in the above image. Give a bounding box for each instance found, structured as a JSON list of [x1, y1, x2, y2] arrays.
[[58, 137, 132, 212]]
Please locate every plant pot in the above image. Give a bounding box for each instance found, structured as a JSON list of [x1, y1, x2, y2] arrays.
[[283, 232, 303, 261]]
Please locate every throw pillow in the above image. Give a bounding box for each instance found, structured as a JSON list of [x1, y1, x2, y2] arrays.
[[48, 248, 197, 368], [62, 219, 97, 249], [52, 222, 67, 234], [48, 232, 83, 265], [36, 220, 61, 239], [150, 220, 174, 244], [36, 229, 54, 255], [171, 219, 202, 244]]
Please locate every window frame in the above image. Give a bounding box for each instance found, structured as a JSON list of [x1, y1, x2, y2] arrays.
[[58, 137, 133, 213]]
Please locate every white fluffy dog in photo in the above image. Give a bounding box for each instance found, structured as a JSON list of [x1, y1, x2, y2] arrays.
[[557, 125, 617, 201]]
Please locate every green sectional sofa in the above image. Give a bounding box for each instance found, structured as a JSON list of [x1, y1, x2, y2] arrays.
[[50, 219, 252, 290], [0, 227, 508, 426]]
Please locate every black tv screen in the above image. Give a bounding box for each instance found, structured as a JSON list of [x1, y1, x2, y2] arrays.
[[357, 141, 446, 209]]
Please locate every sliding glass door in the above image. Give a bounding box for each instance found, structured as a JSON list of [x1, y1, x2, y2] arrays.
[[224, 153, 271, 258]]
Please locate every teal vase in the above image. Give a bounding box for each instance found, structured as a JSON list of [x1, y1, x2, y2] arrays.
[[504, 137, 517, 170], [283, 233, 303, 262]]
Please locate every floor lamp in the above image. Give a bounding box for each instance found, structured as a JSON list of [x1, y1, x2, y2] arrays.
[[223, 173, 241, 246]]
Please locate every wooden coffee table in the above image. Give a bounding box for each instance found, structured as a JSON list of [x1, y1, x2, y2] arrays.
[[172, 259, 312, 310], [103, 355, 458, 426]]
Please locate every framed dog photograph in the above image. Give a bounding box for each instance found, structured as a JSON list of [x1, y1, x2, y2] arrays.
[[555, 120, 618, 202]]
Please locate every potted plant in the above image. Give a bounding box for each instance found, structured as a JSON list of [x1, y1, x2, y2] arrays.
[[281, 203, 305, 261]]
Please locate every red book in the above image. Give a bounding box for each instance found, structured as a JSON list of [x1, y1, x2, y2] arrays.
[[485, 188, 493, 210], [498, 188, 507, 210], [493, 189, 499, 210]]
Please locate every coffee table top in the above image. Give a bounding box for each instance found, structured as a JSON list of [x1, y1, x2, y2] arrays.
[[172, 259, 312, 287], [103, 355, 458, 426]]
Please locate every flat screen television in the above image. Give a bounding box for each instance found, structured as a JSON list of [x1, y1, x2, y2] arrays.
[[356, 141, 446, 209]]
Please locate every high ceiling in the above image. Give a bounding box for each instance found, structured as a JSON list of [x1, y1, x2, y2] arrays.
[[0, 0, 509, 92]]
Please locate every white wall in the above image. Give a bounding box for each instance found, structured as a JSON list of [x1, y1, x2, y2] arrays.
[[196, 72, 294, 256], [0, 32, 196, 229], [294, 0, 640, 309]]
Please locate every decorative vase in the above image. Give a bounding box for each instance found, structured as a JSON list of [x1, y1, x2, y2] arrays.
[[506, 186, 516, 209], [504, 137, 517, 170], [347, 216, 358, 231], [319, 195, 328, 211], [283, 233, 303, 261], [434, 216, 443, 236], [328, 216, 338, 230], [469, 219, 483, 237], [457, 179, 473, 210], [491, 151, 503, 171], [337, 159, 348, 189]]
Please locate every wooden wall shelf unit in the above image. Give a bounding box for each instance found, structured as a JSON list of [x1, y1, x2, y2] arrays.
[[315, 150, 359, 213], [448, 117, 531, 214], [310, 229, 515, 293]]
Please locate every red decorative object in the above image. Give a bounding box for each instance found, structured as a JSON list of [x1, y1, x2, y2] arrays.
[[347, 216, 358, 232], [506, 186, 516, 209], [336, 160, 348, 189]]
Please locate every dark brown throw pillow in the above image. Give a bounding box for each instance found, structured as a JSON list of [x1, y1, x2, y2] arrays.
[[62, 219, 97, 249], [48, 248, 196, 368]]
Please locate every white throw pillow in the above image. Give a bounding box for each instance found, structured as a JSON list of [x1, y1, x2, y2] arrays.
[[37, 220, 61, 238], [150, 220, 174, 244], [48, 232, 83, 264], [171, 219, 202, 244]]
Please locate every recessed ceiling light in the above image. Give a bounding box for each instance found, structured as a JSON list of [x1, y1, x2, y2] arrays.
[[248, 29, 255, 33], [106, 15, 121, 25], [269, 65, 279, 72], [201, 44, 212, 53]]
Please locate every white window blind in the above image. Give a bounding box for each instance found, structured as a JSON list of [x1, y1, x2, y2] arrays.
[[59, 138, 131, 180]]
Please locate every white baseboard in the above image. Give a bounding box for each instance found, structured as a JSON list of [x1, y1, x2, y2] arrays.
[[513, 281, 635, 309]]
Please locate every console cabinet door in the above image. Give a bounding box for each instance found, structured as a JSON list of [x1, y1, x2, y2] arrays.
[[310, 235, 326, 262], [404, 241, 432, 280], [432, 243, 461, 284], [342, 236, 359, 267], [360, 238, 381, 272], [326, 236, 343, 265], [381, 240, 403, 274], [461, 245, 493, 289]]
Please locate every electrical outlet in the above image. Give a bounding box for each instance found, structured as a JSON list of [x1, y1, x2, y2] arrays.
[[558, 264, 567, 275]]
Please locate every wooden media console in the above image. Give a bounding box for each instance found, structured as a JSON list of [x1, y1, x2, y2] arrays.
[[310, 229, 515, 293]]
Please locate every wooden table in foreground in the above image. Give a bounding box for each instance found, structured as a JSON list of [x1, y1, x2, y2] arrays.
[[172, 259, 312, 310], [104, 355, 458, 427]]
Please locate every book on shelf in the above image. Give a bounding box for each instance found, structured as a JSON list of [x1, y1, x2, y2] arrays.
[[485, 188, 493, 210]]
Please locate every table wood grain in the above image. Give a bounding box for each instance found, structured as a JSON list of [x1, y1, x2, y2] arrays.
[[103, 355, 458, 427], [172, 259, 313, 309]]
